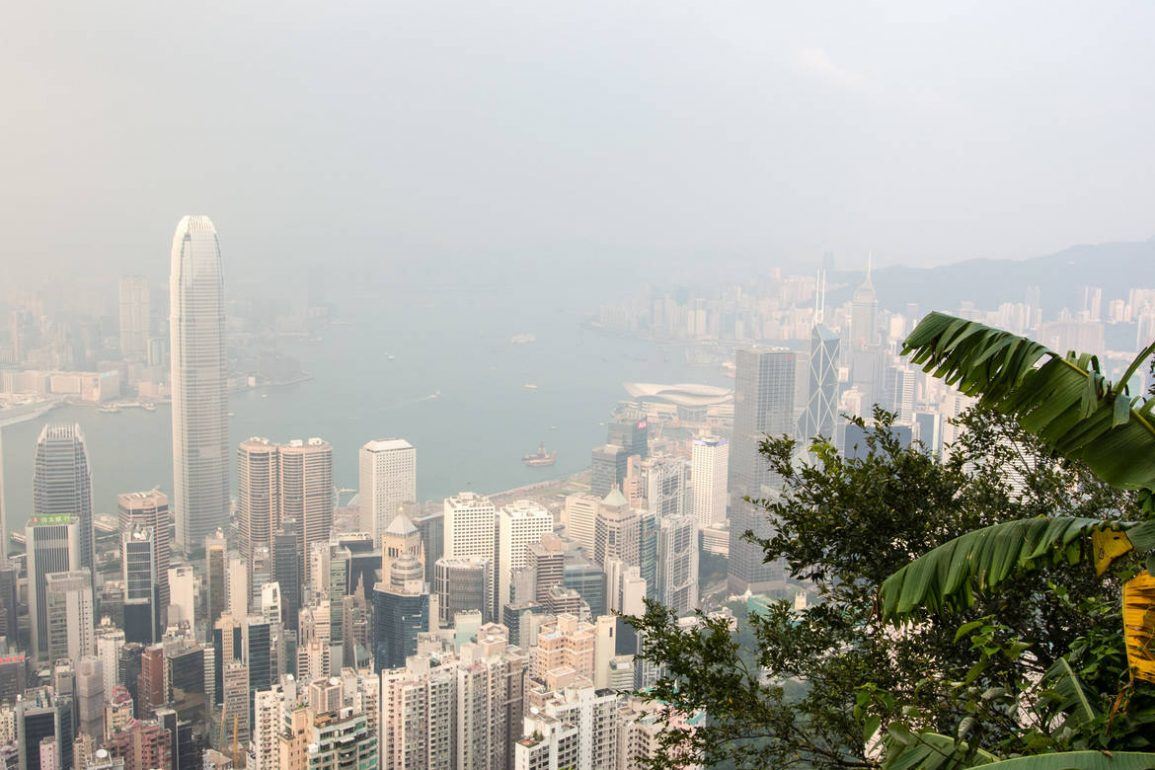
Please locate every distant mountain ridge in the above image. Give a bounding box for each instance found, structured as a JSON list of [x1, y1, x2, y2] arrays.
[[828, 236, 1155, 317]]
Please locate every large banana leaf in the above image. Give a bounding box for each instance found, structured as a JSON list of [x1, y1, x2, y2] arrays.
[[1040, 658, 1098, 728], [882, 729, 998, 770], [970, 753, 1155, 770], [903, 312, 1155, 493], [881, 517, 1131, 619]]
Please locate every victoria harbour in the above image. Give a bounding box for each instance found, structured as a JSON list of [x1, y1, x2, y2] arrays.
[[1, 279, 719, 532]]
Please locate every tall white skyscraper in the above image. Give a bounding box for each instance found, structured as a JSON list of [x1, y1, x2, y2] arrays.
[[496, 500, 553, 614], [690, 436, 729, 528], [170, 215, 229, 549], [444, 492, 497, 614], [118, 275, 150, 361], [359, 439, 416, 542], [34, 423, 94, 587]]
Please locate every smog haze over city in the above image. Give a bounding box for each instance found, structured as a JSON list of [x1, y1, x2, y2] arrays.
[[1, 3, 1155, 770]]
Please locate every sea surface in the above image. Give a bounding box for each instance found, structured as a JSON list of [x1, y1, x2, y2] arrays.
[[1, 279, 723, 532]]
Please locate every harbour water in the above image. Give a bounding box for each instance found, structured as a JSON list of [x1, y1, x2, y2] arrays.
[[1, 280, 724, 533]]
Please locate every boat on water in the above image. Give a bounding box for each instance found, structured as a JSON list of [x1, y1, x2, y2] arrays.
[[523, 442, 557, 467], [98, 403, 121, 414], [522, 383, 539, 390]]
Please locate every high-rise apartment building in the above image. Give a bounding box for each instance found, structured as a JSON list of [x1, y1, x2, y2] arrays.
[[359, 438, 417, 543], [26, 515, 81, 658], [170, 214, 230, 549], [690, 436, 728, 528], [496, 500, 553, 615], [380, 646, 460, 770], [728, 347, 795, 594], [33, 423, 95, 590], [118, 275, 150, 361], [117, 490, 172, 623]]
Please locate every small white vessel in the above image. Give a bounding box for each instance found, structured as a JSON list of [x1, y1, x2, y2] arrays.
[[522, 383, 539, 390]]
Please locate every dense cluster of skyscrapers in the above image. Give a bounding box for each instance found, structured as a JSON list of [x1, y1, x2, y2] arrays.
[[1, 213, 1150, 770]]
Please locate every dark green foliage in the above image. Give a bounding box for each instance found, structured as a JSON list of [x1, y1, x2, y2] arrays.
[[628, 409, 1149, 770]]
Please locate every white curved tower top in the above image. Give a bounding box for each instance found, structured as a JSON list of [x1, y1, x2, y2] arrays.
[[170, 215, 229, 549]]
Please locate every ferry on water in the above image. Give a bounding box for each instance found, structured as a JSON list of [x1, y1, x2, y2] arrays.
[[523, 442, 557, 467]]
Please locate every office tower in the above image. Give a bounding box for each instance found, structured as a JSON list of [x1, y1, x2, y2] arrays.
[[728, 348, 796, 594], [359, 439, 417, 543], [170, 214, 229, 549], [849, 258, 878, 350], [117, 490, 172, 625], [95, 623, 125, 700], [117, 643, 143, 710], [278, 438, 334, 571], [914, 411, 943, 455], [605, 559, 646, 616], [496, 500, 553, 614], [635, 454, 689, 518], [137, 644, 166, 717], [167, 563, 197, 627], [273, 522, 301, 636], [799, 324, 841, 442], [444, 492, 497, 603], [372, 554, 429, 671], [590, 445, 628, 498], [218, 660, 249, 754], [381, 513, 424, 584], [562, 558, 606, 619], [528, 534, 567, 603], [607, 417, 648, 459], [243, 617, 274, 708], [882, 364, 916, 422], [27, 515, 81, 658], [45, 570, 96, 661], [204, 530, 228, 631], [17, 688, 71, 770], [33, 423, 94, 589], [656, 515, 698, 615], [593, 489, 638, 567], [434, 557, 492, 625], [297, 601, 333, 684], [122, 528, 160, 644], [118, 275, 150, 361], [261, 582, 282, 625], [562, 494, 598, 557], [413, 509, 444, 584], [690, 436, 728, 528], [0, 429, 7, 570], [380, 646, 460, 770], [236, 438, 278, 563], [226, 552, 248, 618], [76, 656, 105, 740]]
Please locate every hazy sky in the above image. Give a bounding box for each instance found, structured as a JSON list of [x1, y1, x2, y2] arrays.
[[4, 1, 1154, 289]]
